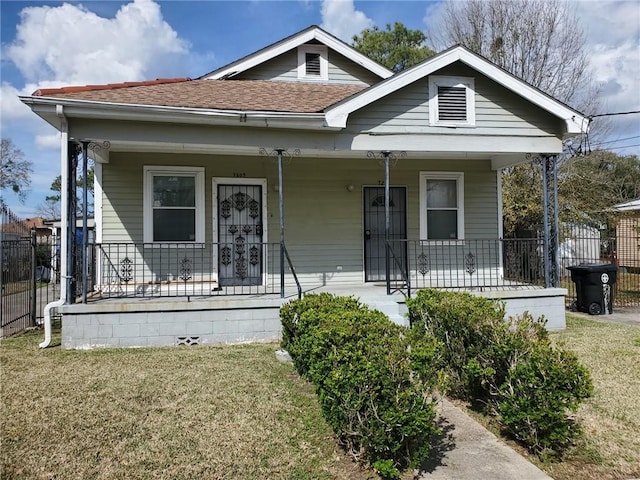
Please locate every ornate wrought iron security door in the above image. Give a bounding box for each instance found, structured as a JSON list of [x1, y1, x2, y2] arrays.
[[364, 187, 407, 282], [217, 184, 263, 286]]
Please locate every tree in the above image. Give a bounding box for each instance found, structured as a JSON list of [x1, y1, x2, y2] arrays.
[[433, 0, 612, 235], [352, 22, 435, 72], [433, 0, 592, 107], [502, 152, 640, 236], [37, 165, 94, 220], [0, 138, 33, 202]]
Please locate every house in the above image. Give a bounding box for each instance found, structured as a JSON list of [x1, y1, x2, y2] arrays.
[[613, 199, 640, 271], [20, 26, 586, 349]]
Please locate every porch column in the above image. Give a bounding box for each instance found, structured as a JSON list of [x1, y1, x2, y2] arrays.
[[541, 154, 560, 288], [276, 148, 285, 298], [382, 151, 391, 295], [259, 147, 300, 298], [65, 141, 79, 304], [81, 141, 89, 303]]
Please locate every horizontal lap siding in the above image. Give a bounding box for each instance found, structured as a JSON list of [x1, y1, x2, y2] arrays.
[[235, 49, 378, 85], [101, 154, 497, 283], [346, 62, 562, 137]]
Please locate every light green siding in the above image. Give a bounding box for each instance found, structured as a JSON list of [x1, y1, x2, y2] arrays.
[[347, 61, 563, 137], [101, 153, 497, 286], [234, 48, 380, 86]]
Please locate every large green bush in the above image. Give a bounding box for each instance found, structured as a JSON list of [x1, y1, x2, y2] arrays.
[[407, 288, 593, 457], [497, 343, 592, 456], [280, 294, 441, 477]]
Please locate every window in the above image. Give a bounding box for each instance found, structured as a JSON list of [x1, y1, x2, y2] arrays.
[[429, 76, 475, 127], [144, 166, 205, 243], [419, 172, 464, 240], [297, 45, 328, 81]]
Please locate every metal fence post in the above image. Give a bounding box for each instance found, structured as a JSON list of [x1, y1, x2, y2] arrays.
[[30, 230, 37, 327]]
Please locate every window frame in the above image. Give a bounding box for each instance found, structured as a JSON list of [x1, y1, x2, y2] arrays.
[[428, 75, 476, 127], [143, 166, 205, 244], [297, 45, 328, 81], [419, 171, 465, 241]]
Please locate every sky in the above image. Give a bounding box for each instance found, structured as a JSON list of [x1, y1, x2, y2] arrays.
[[1, 0, 639, 218]]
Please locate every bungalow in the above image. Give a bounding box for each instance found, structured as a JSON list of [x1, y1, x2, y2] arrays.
[[20, 26, 585, 349]]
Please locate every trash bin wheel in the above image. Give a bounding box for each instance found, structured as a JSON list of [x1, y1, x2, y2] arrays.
[[569, 301, 578, 312], [588, 302, 602, 315]]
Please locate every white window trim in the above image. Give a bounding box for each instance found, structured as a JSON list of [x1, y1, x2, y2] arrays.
[[419, 171, 465, 241], [143, 166, 205, 244], [428, 75, 475, 127], [297, 45, 328, 81]]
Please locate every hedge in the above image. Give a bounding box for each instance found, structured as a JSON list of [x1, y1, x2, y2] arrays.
[[407, 289, 593, 457], [280, 294, 441, 478]]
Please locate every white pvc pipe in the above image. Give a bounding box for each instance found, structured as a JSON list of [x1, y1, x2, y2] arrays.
[[41, 106, 68, 348]]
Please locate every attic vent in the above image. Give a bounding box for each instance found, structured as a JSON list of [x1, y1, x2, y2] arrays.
[[305, 53, 321, 76], [429, 76, 475, 127], [437, 86, 467, 121]]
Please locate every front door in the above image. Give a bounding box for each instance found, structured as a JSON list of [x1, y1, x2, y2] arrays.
[[216, 181, 265, 286], [364, 186, 407, 282]]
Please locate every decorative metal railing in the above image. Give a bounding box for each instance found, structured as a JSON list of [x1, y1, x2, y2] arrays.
[[386, 238, 545, 297], [386, 240, 411, 297], [95, 242, 301, 299], [91, 238, 547, 300]]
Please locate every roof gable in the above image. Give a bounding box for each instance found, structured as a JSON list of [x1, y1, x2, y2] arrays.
[[200, 25, 393, 81], [325, 45, 588, 135]]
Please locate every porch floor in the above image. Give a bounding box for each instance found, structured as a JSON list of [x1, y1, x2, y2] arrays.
[[82, 281, 545, 306]]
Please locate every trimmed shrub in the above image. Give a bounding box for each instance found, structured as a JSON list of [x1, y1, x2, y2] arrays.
[[280, 294, 441, 477], [406, 289, 509, 398], [407, 288, 593, 457], [497, 343, 593, 456], [279, 293, 364, 375]]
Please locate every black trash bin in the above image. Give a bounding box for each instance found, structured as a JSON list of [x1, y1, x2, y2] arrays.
[[566, 263, 617, 315]]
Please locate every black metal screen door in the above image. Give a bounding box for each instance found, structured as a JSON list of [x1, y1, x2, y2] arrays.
[[364, 187, 407, 282], [217, 184, 263, 286]]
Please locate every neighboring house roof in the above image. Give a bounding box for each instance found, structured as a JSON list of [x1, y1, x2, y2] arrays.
[[325, 44, 587, 134], [613, 199, 640, 212], [200, 25, 393, 81], [31, 79, 366, 113]]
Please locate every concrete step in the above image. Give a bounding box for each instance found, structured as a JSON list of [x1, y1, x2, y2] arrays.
[[359, 296, 409, 326]]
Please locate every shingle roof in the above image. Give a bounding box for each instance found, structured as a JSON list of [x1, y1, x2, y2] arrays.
[[33, 79, 367, 113]]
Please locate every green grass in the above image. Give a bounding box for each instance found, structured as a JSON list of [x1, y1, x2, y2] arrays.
[[0, 330, 373, 480], [542, 315, 640, 480]]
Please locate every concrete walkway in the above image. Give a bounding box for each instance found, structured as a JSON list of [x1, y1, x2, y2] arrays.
[[568, 306, 640, 327], [420, 399, 552, 479]]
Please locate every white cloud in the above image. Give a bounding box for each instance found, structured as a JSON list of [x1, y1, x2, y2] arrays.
[[1, 80, 70, 121], [320, 0, 374, 41], [0, 0, 191, 216], [5, 0, 188, 86], [35, 133, 61, 149]]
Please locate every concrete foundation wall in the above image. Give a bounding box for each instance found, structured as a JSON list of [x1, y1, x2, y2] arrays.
[[470, 288, 567, 330], [60, 288, 566, 349], [60, 298, 285, 349]]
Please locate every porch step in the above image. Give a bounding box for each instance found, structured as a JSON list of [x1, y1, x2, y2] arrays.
[[359, 296, 409, 327]]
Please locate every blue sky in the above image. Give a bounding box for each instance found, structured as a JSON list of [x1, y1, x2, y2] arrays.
[[1, 0, 639, 218]]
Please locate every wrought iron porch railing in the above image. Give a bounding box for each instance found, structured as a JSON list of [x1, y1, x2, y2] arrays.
[[386, 238, 546, 297], [385, 240, 411, 298], [95, 242, 300, 299]]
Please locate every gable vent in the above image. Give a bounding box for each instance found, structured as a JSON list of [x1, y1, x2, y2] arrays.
[[305, 53, 321, 76], [437, 86, 467, 121]]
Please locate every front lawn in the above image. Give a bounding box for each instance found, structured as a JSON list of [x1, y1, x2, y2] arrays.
[[0, 331, 372, 480], [545, 315, 640, 480]]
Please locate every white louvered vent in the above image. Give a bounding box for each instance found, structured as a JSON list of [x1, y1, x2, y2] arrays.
[[305, 53, 321, 76], [437, 86, 467, 122]]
